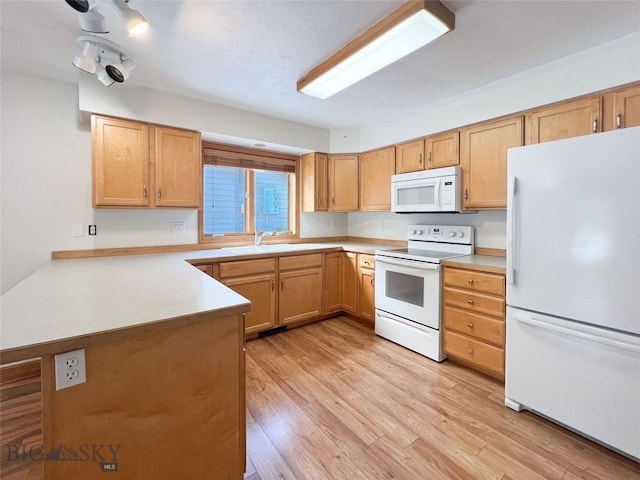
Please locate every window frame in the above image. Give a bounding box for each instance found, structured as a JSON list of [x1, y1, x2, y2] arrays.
[[199, 142, 300, 245]]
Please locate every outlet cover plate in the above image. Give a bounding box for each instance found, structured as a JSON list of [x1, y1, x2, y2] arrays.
[[55, 349, 87, 390]]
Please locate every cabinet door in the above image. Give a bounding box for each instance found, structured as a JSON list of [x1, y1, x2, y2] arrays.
[[525, 97, 601, 145], [155, 127, 201, 207], [279, 268, 323, 325], [92, 116, 150, 207], [301, 153, 328, 212], [328, 154, 359, 211], [460, 116, 523, 209], [613, 84, 640, 129], [223, 274, 276, 335], [341, 252, 358, 314], [359, 147, 395, 211], [425, 131, 459, 169], [358, 267, 375, 325], [395, 139, 424, 173], [324, 253, 342, 313]]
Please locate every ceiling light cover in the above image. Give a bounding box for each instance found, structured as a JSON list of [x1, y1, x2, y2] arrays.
[[298, 0, 455, 99]]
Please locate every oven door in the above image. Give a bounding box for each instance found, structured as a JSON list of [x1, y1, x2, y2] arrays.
[[374, 255, 441, 330]]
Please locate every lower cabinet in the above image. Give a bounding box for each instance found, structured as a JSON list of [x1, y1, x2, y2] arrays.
[[442, 265, 506, 379], [357, 254, 375, 325], [219, 258, 277, 336], [324, 252, 342, 313], [278, 254, 323, 325], [341, 252, 358, 315]]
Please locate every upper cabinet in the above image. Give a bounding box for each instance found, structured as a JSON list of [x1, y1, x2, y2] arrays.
[[301, 152, 329, 212], [425, 130, 459, 169], [611, 84, 640, 130], [92, 115, 201, 208], [328, 154, 359, 211], [460, 116, 523, 210], [359, 146, 395, 211], [525, 96, 601, 145], [395, 139, 424, 174]]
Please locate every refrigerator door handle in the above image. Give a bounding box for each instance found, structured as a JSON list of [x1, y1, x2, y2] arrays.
[[513, 314, 640, 355], [507, 176, 518, 285]]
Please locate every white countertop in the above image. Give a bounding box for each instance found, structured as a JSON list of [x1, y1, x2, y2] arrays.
[[0, 241, 399, 362]]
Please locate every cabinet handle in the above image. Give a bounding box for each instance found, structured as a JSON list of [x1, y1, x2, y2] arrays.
[[143, 186, 147, 198], [467, 279, 473, 284], [467, 349, 474, 355], [467, 299, 474, 305], [370, 277, 375, 287], [280, 279, 284, 290], [418, 153, 423, 165], [272, 280, 275, 291], [464, 189, 468, 201], [158, 188, 162, 199], [467, 322, 474, 328], [616, 113, 622, 129], [592, 118, 598, 133], [428, 151, 432, 163], [332, 198, 335, 206]]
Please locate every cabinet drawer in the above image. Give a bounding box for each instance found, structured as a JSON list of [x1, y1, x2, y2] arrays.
[[358, 254, 375, 269], [219, 258, 276, 278], [443, 330, 504, 376], [443, 287, 505, 318], [279, 253, 322, 271], [443, 267, 505, 296], [443, 306, 504, 347]]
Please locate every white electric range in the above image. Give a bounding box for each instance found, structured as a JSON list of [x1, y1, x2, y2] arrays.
[[374, 224, 474, 361]]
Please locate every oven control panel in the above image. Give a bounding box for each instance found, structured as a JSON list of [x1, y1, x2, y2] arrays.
[[407, 225, 474, 244]]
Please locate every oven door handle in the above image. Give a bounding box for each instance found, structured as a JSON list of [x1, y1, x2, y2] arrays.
[[374, 256, 439, 270]]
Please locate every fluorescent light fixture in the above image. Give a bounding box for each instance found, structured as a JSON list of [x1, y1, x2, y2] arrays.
[[297, 0, 455, 99]]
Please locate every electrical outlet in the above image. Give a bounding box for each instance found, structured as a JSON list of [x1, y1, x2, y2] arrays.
[[88, 225, 97, 236], [55, 349, 87, 390]]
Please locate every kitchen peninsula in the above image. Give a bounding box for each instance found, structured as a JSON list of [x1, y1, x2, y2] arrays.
[[0, 254, 251, 479]]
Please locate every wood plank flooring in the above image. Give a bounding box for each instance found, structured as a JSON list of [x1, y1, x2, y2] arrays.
[[1, 317, 638, 479], [245, 317, 640, 480]]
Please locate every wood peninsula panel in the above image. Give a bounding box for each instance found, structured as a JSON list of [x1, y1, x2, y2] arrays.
[[41, 313, 244, 480]]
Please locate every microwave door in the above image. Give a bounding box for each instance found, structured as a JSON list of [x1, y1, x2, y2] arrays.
[[393, 177, 438, 212]]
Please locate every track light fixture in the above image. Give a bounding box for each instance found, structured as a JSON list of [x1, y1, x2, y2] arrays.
[[72, 36, 136, 86], [65, 0, 149, 37]]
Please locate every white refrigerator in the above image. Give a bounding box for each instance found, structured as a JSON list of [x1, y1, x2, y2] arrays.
[[505, 126, 640, 462]]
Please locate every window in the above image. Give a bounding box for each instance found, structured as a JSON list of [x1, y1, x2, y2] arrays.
[[200, 142, 298, 243]]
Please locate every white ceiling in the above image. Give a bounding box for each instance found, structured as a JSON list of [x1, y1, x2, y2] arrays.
[[1, 0, 639, 131]]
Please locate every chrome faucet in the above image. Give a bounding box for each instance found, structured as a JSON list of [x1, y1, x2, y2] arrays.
[[255, 230, 274, 246]]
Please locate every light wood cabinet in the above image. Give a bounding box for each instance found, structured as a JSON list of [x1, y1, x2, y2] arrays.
[[460, 115, 523, 210], [525, 96, 602, 145], [395, 139, 424, 173], [442, 266, 506, 379], [219, 258, 277, 335], [278, 254, 323, 325], [324, 252, 342, 313], [359, 146, 395, 211], [92, 115, 201, 208], [341, 252, 358, 315], [611, 84, 640, 130], [357, 254, 375, 325], [301, 152, 329, 212], [328, 154, 359, 211], [425, 130, 459, 169]]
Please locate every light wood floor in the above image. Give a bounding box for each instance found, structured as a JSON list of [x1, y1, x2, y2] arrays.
[[244, 317, 640, 480], [2, 317, 638, 479]]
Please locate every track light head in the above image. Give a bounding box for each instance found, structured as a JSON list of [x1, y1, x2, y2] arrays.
[[72, 40, 99, 74], [95, 63, 115, 86], [78, 7, 108, 34], [109, 1, 149, 36], [65, 0, 100, 13], [106, 58, 136, 83]]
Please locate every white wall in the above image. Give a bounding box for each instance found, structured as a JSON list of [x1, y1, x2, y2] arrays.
[[347, 32, 640, 248]]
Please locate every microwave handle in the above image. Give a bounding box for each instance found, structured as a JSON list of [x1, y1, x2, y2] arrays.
[[434, 179, 441, 208]]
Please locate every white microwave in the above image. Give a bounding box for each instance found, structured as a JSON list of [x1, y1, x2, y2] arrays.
[[391, 166, 463, 213]]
